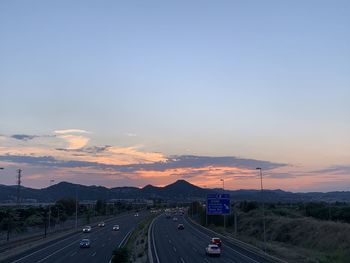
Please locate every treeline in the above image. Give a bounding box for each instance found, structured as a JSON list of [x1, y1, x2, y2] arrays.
[[0, 198, 139, 241], [188, 201, 350, 227], [301, 202, 350, 223]]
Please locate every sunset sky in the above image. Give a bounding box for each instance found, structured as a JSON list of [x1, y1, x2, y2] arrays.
[[0, 1, 349, 192]]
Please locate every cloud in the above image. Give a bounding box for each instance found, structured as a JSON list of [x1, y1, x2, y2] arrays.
[[11, 134, 38, 141], [53, 129, 90, 149], [125, 132, 137, 137], [54, 129, 90, 134], [136, 155, 286, 171], [57, 134, 90, 149], [266, 173, 297, 179], [56, 145, 112, 154], [1, 152, 348, 191], [312, 165, 350, 175], [0, 154, 285, 172]]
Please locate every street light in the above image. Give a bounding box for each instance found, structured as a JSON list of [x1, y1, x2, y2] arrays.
[[75, 185, 78, 230], [220, 179, 225, 191], [220, 179, 226, 229], [256, 167, 267, 253], [48, 179, 55, 233]]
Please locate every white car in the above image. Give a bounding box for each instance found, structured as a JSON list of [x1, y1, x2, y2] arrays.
[[112, 225, 120, 231], [205, 244, 221, 256], [98, 222, 105, 227], [83, 226, 92, 233]]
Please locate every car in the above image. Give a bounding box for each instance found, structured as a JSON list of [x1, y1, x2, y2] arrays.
[[82, 226, 92, 233], [134, 213, 139, 217], [112, 225, 120, 231], [173, 217, 178, 221], [205, 244, 221, 256], [177, 224, 184, 230], [98, 222, 105, 227], [211, 237, 222, 247], [80, 239, 91, 248]]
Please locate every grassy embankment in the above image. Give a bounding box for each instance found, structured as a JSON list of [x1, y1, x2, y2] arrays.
[[191, 202, 350, 263]]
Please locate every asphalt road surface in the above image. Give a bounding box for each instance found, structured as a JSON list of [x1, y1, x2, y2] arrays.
[[4, 211, 148, 263], [150, 214, 281, 263]]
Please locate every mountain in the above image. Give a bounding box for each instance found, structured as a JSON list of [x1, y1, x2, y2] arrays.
[[140, 180, 207, 200], [0, 180, 350, 203]]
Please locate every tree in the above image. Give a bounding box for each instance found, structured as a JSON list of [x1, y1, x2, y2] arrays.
[[56, 198, 76, 216], [96, 200, 106, 215], [112, 247, 129, 263]]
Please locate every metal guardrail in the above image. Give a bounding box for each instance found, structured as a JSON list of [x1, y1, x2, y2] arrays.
[[186, 215, 288, 263], [147, 215, 159, 263]]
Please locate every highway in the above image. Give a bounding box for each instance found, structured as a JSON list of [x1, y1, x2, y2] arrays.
[[149, 214, 282, 263], [4, 211, 148, 263]]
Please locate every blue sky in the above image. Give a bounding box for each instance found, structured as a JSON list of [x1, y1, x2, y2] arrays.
[[0, 1, 349, 191]]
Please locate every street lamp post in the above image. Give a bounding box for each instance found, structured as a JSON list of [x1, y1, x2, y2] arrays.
[[220, 179, 224, 191], [75, 185, 78, 230], [220, 179, 226, 229], [256, 167, 267, 253], [48, 179, 55, 233]]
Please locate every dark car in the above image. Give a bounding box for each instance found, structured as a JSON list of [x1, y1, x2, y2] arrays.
[[80, 239, 91, 248], [177, 224, 184, 230]]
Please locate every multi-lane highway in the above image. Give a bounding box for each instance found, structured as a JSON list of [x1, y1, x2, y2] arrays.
[[4, 211, 148, 263], [149, 213, 283, 263]]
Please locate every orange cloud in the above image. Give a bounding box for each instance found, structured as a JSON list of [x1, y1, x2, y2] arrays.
[[57, 134, 90, 149]]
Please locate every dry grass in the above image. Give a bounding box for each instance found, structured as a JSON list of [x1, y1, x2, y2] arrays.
[[212, 211, 350, 263], [127, 216, 154, 263]]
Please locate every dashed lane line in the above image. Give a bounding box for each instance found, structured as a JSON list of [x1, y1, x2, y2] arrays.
[[36, 239, 77, 263]]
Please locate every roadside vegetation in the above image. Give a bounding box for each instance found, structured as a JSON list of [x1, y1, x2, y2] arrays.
[[0, 199, 139, 242], [111, 213, 156, 263], [189, 201, 350, 263]]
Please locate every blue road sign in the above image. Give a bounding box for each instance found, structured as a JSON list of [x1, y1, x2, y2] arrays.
[[207, 193, 230, 215]]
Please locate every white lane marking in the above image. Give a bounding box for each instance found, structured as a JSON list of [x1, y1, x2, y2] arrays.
[[118, 229, 133, 248], [204, 259, 210, 263], [12, 213, 135, 263], [184, 217, 259, 263], [70, 252, 77, 257], [180, 257, 185, 263], [168, 239, 172, 244], [108, 228, 135, 263], [36, 239, 77, 263], [151, 216, 161, 263], [192, 247, 197, 252], [91, 252, 96, 257], [12, 234, 78, 263], [173, 246, 177, 252], [102, 243, 105, 247]]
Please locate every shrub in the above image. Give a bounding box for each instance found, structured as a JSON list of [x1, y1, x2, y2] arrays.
[[112, 247, 129, 263]]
